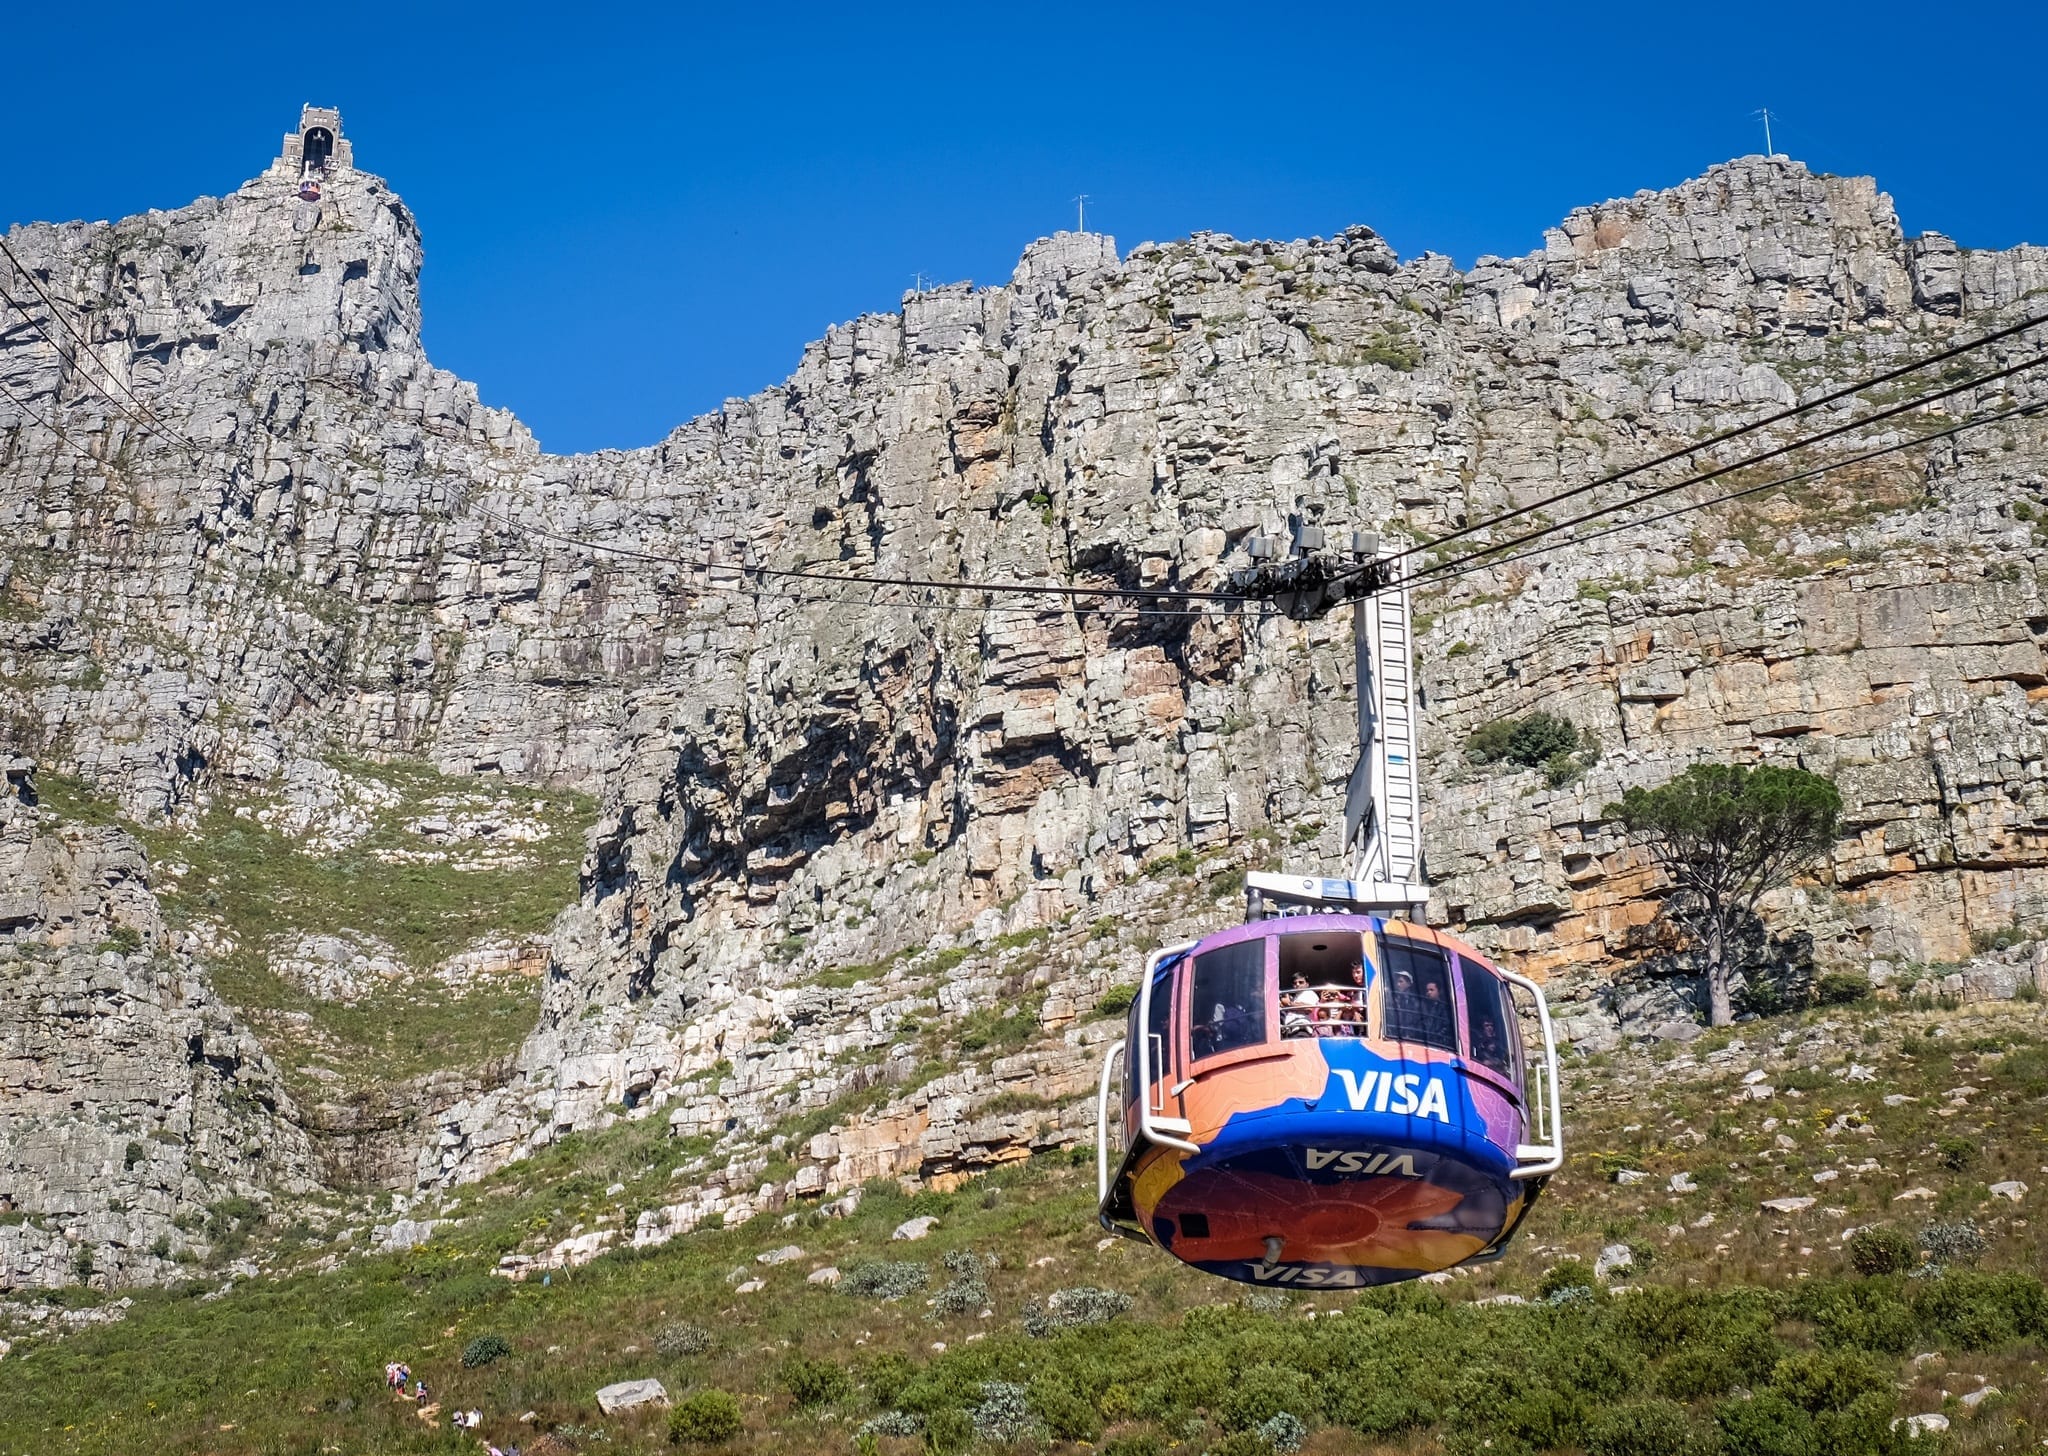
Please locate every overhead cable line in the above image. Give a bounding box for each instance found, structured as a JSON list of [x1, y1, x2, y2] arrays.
[[439, 475, 1253, 613], [439, 321, 2048, 617], [437, 479, 1230, 623], [0, 375, 126, 478], [1407, 396, 2046, 590], [1371, 307, 2048, 572], [1387, 350, 2048, 587], [0, 235, 207, 461]]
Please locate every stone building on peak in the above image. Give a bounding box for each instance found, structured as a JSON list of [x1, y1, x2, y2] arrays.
[[277, 104, 353, 179]]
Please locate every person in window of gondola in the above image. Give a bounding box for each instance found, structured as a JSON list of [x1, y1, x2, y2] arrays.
[[1282, 973, 1320, 1038], [1472, 1013, 1509, 1069], [1195, 993, 1255, 1058], [1320, 957, 1365, 1036]]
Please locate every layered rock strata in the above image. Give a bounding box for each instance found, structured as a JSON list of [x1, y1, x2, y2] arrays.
[[3, 125, 2046, 1278]]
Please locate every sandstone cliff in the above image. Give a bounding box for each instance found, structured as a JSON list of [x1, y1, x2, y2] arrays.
[[3, 119, 2045, 1286]]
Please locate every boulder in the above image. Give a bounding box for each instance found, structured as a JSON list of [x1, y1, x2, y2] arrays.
[[596, 1378, 670, 1414]]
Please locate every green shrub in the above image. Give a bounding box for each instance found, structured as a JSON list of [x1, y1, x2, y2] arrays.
[[1585, 1398, 1717, 1456], [1798, 1279, 1919, 1353], [1935, 1136, 1977, 1171], [922, 1406, 974, 1453], [1913, 1271, 2048, 1348], [841, 1260, 930, 1299], [459, 1333, 511, 1369], [1467, 710, 1589, 769], [1101, 1434, 1163, 1456], [1769, 1349, 1890, 1412], [669, 1389, 743, 1445], [1029, 1377, 1099, 1442], [1539, 1258, 1598, 1299], [1815, 971, 1872, 1005], [654, 1320, 714, 1357], [1096, 985, 1136, 1017], [1716, 1391, 1815, 1456], [1218, 1365, 1318, 1431], [1331, 1384, 1436, 1437], [778, 1353, 851, 1409], [1811, 1392, 1911, 1456], [1919, 1218, 1986, 1267], [1846, 1227, 1917, 1277]]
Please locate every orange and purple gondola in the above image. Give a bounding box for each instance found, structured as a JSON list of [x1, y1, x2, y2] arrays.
[[1096, 912, 1562, 1288]]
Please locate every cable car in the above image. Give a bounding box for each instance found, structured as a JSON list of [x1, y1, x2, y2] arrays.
[[1093, 532, 1564, 1287], [1094, 908, 1561, 1287]]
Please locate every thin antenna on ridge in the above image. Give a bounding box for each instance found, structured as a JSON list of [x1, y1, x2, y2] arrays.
[[1073, 193, 1089, 232], [1756, 107, 1776, 158]]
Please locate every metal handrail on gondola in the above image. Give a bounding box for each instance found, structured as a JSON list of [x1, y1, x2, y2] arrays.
[[1494, 964, 1564, 1179], [1132, 941, 1201, 1155]]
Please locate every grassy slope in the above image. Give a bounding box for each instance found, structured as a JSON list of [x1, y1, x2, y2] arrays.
[[37, 763, 595, 1095], [4, 995, 2045, 1456]]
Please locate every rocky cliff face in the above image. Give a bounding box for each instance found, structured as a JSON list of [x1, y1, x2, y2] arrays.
[[0, 759, 318, 1288], [3, 129, 2046, 1286]]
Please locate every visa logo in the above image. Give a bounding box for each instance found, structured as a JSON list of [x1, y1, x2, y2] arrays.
[[1303, 1147, 1421, 1177], [1330, 1068, 1451, 1123]]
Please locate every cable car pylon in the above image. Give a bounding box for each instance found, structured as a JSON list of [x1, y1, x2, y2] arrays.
[[1095, 525, 1565, 1288]]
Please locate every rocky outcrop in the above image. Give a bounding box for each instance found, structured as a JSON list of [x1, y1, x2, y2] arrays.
[[0, 762, 318, 1289], [3, 119, 2047, 1274]]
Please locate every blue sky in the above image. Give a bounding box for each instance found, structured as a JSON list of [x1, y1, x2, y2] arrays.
[[3, 2, 2041, 455]]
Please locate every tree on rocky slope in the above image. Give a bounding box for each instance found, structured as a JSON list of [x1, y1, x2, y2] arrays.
[[1608, 764, 1844, 1027]]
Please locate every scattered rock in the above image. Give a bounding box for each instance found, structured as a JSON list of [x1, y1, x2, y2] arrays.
[[1895, 1413, 1948, 1438], [893, 1217, 939, 1242], [807, 1266, 842, 1286], [1959, 1387, 1999, 1410], [1668, 1173, 1697, 1194], [734, 1279, 766, 1294], [1894, 1188, 1938, 1202], [1761, 1197, 1816, 1214], [596, 1379, 670, 1414], [1612, 1169, 1651, 1185], [1594, 1243, 1634, 1280], [757, 1245, 804, 1265], [1989, 1181, 2028, 1202]]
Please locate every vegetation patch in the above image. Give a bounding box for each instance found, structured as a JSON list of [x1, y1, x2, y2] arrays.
[[1466, 710, 1602, 787], [39, 761, 596, 1095]]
